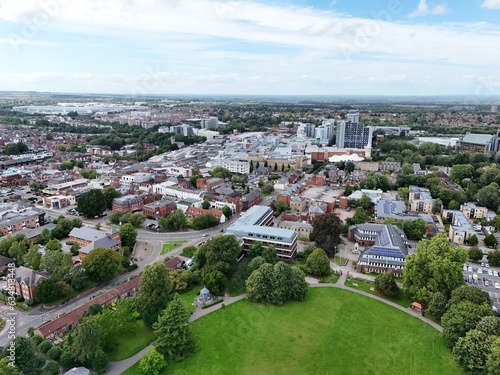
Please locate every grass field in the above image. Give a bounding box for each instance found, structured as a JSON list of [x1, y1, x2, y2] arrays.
[[123, 288, 461, 375], [161, 240, 188, 255], [345, 278, 413, 308], [106, 319, 155, 361], [178, 285, 203, 313]]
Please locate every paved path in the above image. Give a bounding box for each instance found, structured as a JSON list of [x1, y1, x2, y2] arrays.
[[106, 260, 441, 374], [105, 294, 246, 375]]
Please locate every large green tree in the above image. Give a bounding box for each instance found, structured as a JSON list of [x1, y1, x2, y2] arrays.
[[452, 329, 493, 374], [305, 248, 330, 277], [487, 337, 500, 375], [9, 336, 44, 375], [488, 250, 500, 266], [374, 271, 399, 297], [120, 222, 138, 248], [68, 317, 108, 374], [102, 186, 121, 209], [447, 285, 491, 308], [484, 234, 498, 249], [468, 246, 482, 262], [163, 210, 187, 230], [191, 213, 219, 230], [477, 183, 500, 211], [195, 234, 241, 278], [403, 235, 467, 303], [137, 262, 172, 327], [309, 213, 342, 256], [427, 292, 448, 320], [41, 250, 72, 278], [153, 294, 195, 361], [82, 247, 122, 282], [76, 189, 107, 217], [246, 262, 308, 305], [441, 301, 493, 347], [139, 348, 167, 375]]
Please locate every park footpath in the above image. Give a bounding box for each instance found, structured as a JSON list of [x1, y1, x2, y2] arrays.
[[105, 294, 246, 375], [106, 260, 441, 374]]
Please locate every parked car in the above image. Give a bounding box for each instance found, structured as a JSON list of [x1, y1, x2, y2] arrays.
[[203, 233, 209, 237], [495, 282, 500, 289], [489, 270, 493, 276], [495, 271, 499, 277], [478, 268, 483, 274]]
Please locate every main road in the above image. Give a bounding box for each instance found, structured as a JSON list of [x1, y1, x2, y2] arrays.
[[0, 210, 243, 346]]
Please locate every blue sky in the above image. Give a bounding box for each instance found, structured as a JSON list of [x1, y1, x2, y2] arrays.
[[0, 0, 500, 96]]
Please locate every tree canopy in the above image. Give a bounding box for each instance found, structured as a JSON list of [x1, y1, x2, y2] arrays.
[[137, 262, 172, 327], [403, 235, 467, 303], [81, 247, 122, 282], [195, 234, 241, 278], [305, 248, 330, 277], [76, 189, 107, 217], [309, 213, 342, 256]]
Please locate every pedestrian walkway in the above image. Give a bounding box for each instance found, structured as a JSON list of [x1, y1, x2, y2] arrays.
[[105, 294, 247, 375]]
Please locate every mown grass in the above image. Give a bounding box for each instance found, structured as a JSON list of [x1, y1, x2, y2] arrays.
[[161, 240, 188, 255], [106, 319, 155, 361], [345, 278, 413, 308], [123, 288, 461, 375]]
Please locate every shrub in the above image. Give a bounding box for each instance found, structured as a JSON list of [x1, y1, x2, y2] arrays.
[[16, 296, 25, 303], [47, 345, 62, 360], [37, 339, 53, 353], [41, 360, 60, 375], [30, 334, 44, 346]]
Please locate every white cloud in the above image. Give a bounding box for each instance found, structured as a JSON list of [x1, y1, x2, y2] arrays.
[[481, 0, 500, 9], [409, 0, 447, 17]]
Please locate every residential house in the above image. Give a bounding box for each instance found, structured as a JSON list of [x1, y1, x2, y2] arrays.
[[408, 185, 435, 213], [68, 227, 121, 259], [14, 266, 48, 300], [460, 202, 489, 219], [165, 257, 183, 271]]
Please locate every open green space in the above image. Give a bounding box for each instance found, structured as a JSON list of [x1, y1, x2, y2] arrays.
[[106, 319, 155, 361], [178, 285, 203, 313], [161, 240, 188, 255], [332, 255, 348, 265], [123, 288, 461, 375], [345, 278, 413, 308]]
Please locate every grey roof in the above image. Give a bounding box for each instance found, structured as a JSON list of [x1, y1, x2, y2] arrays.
[[375, 199, 406, 218], [113, 194, 144, 205], [69, 227, 115, 242], [63, 367, 90, 375], [357, 224, 408, 266], [242, 189, 262, 202], [460, 133, 494, 146], [15, 266, 47, 287], [79, 237, 120, 254]]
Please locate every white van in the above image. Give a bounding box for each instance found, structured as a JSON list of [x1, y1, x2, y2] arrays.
[[186, 259, 194, 269]]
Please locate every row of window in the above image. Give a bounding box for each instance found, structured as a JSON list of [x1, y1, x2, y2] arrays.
[[248, 233, 284, 241], [359, 262, 403, 269]]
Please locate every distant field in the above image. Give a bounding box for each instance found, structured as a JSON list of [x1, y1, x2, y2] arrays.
[[123, 288, 461, 375]]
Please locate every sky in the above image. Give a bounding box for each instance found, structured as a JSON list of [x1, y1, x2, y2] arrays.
[[0, 0, 500, 96]]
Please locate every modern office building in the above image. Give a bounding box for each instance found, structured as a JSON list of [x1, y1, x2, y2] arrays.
[[225, 205, 298, 261], [200, 117, 220, 130], [456, 132, 500, 153], [336, 121, 373, 149]]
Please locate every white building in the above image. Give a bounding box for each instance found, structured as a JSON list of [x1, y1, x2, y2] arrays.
[[206, 159, 250, 174], [152, 184, 203, 200]]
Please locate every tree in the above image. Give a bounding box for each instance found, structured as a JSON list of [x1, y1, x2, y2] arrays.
[[357, 194, 371, 210], [262, 182, 274, 195], [64, 264, 89, 291], [9, 336, 44, 375], [137, 262, 172, 327], [452, 329, 493, 373], [82, 247, 122, 282], [221, 205, 232, 219], [477, 316, 500, 336], [485, 234, 498, 249], [246, 262, 308, 305], [45, 239, 62, 252], [201, 200, 211, 209], [468, 234, 479, 247], [69, 317, 108, 374], [441, 301, 493, 347], [305, 248, 330, 277], [427, 292, 448, 320], [102, 186, 121, 209], [153, 294, 195, 361], [345, 161, 354, 174], [402, 219, 428, 240], [309, 213, 342, 257], [164, 210, 187, 230], [191, 213, 219, 230], [41, 251, 72, 278], [35, 278, 64, 303], [450, 164, 474, 183], [76, 189, 107, 217], [374, 271, 399, 297], [272, 199, 289, 216], [488, 337, 500, 375], [196, 235, 241, 278], [403, 235, 467, 303], [447, 285, 491, 308], [248, 241, 263, 258], [128, 213, 146, 228], [477, 183, 500, 211], [202, 270, 227, 295], [209, 166, 232, 179], [262, 245, 277, 264], [120, 223, 138, 248], [352, 207, 368, 224], [488, 250, 500, 266], [23, 245, 42, 270], [29, 181, 45, 193], [246, 256, 266, 278], [139, 348, 167, 375], [0, 357, 22, 375]]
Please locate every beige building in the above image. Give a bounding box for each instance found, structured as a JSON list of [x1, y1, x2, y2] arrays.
[[290, 196, 306, 212], [409, 185, 434, 213], [278, 220, 313, 238], [460, 202, 488, 219]]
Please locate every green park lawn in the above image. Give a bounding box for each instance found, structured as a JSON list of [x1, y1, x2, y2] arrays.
[[106, 319, 155, 361], [345, 278, 413, 308], [161, 240, 188, 255], [123, 288, 461, 375]]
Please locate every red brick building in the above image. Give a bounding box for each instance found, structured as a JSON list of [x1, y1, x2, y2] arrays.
[[112, 194, 145, 212], [143, 199, 177, 219]]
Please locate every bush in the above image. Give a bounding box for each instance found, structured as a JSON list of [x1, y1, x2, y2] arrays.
[[16, 296, 25, 303], [25, 298, 35, 306], [47, 345, 62, 360], [30, 334, 44, 346], [132, 311, 141, 320], [41, 360, 60, 375], [374, 272, 399, 297], [37, 339, 53, 353]]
